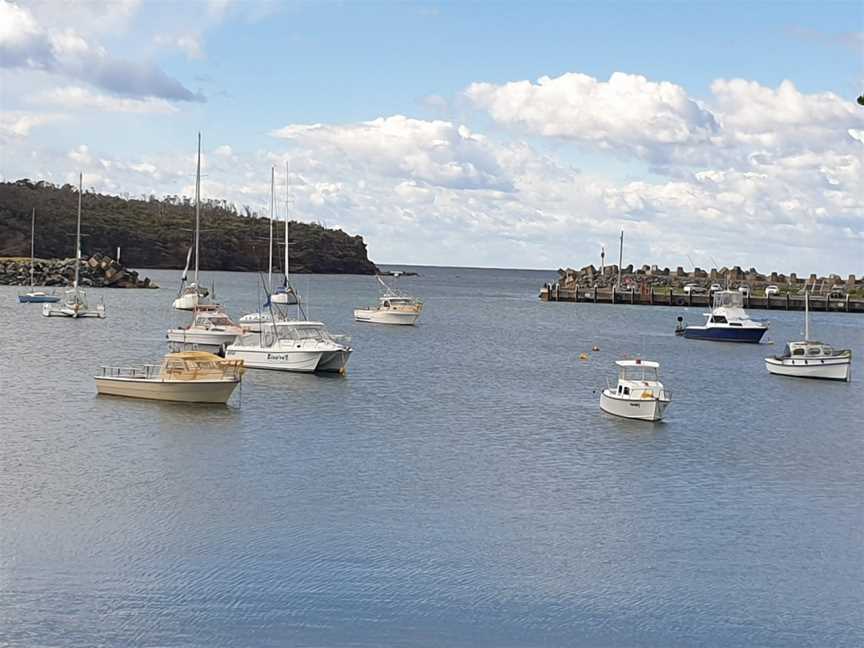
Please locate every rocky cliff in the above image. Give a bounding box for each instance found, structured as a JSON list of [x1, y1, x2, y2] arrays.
[[0, 180, 378, 274]]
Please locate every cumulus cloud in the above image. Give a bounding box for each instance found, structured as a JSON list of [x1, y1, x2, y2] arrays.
[[0, 0, 202, 102], [0, 110, 66, 137], [272, 115, 513, 191], [466, 72, 720, 159]]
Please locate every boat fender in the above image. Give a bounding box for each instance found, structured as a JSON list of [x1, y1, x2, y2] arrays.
[[578, 352, 589, 361]]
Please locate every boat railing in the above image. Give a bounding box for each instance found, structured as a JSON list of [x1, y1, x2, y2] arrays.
[[98, 364, 161, 379]]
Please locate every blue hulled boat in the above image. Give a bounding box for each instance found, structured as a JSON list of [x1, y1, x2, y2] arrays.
[[683, 290, 768, 343], [18, 291, 60, 303]]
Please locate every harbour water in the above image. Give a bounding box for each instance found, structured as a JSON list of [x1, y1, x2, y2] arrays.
[[2, 266, 862, 647]]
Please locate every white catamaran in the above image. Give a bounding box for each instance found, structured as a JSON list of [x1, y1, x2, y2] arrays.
[[42, 173, 106, 319], [18, 207, 59, 303], [173, 133, 209, 311]]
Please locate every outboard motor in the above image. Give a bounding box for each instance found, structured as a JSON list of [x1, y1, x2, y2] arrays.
[[675, 315, 686, 336]]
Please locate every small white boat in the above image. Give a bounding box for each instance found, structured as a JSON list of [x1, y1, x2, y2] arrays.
[[42, 173, 106, 319], [600, 359, 671, 422], [226, 320, 351, 373], [354, 276, 422, 325], [270, 284, 299, 305], [765, 292, 851, 381], [18, 208, 60, 303], [166, 304, 244, 354], [95, 352, 244, 403], [173, 134, 210, 311]]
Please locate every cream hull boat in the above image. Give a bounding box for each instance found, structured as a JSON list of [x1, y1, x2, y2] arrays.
[[353, 307, 421, 326], [765, 356, 851, 381], [95, 377, 238, 403]]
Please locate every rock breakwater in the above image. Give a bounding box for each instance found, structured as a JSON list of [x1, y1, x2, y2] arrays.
[[0, 254, 158, 288]]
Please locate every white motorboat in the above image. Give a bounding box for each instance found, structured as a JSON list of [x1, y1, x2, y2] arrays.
[[95, 352, 244, 403], [765, 292, 851, 381], [354, 276, 422, 325], [42, 173, 106, 319], [682, 290, 767, 343], [599, 359, 671, 422], [172, 134, 210, 311], [18, 208, 60, 304], [225, 320, 352, 373], [167, 304, 244, 354]]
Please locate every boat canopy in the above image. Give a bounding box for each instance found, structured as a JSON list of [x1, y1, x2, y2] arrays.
[[615, 359, 659, 368], [161, 352, 244, 379], [615, 359, 660, 382], [713, 290, 743, 309]]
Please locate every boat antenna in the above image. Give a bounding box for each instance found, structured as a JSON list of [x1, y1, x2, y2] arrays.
[[617, 229, 623, 290]]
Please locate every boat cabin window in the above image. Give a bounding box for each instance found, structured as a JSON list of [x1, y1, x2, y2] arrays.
[[823, 346, 833, 355], [623, 387, 630, 396], [383, 300, 391, 308], [806, 347, 821, 356], [729, 322, 742, 327], [617, 385, 623, 395], [710, 315, 727, 324], [620, 366, 659, 382], [792, 347, 805, 356]]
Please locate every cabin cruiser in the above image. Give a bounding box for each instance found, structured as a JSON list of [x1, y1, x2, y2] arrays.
[[225, 320, 351, 373], [599, 359, 671, 422], [682, 290, 767, 343], [166, 304, 243, 354], [95, 352, 244, 403], [765, 293, 851, 381], [354, 276, 423, 325]]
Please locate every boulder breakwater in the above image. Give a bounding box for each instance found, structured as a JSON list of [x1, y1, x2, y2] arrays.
[[0, 254, 158, 289], [541, 264, 864, 313]]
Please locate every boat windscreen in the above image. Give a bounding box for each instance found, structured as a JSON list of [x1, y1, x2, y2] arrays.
[[620, 366, 659, 381]]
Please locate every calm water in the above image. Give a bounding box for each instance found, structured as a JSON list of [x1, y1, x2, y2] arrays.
[[1, 266, 862, 647]]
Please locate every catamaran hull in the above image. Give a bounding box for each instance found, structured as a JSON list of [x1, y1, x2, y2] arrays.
[[354, 309, 421, 325], [765, 357, 851, 381], [317, 349, 352, 373], [224, 347, 324, 372], [42, 304, 105, 318], [95, 377, 238, 403], [600, 391, 669, 421], [683, 326, 766, 343]]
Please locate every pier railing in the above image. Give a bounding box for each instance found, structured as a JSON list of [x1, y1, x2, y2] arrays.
[[540, 286, 864, 313]]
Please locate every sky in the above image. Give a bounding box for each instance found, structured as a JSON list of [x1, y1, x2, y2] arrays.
[[0, 0, 862, 275]]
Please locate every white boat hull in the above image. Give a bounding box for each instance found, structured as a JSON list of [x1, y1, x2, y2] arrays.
[[600, 390, 669, 421], [354, 308, 421, 326], [95, 377, 238, 403], [765, 357, 851, 381], [172, 293, 201, 311], [166, 329, 239, 353], [225, 346, 324, 372], [270, 292, 298, 305]]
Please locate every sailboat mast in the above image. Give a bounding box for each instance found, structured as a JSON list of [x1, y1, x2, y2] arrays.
[[30, 208, 35, 289], [194, 132, 201, 285], [268, 166, 274, 292], [74, 173, 82, 289], [284, 162, 290, 286], [805, 290, 810, 342], [617, 230, 624, 289]]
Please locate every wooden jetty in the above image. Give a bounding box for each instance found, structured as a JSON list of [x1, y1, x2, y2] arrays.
[[539, 286, 864, 313]]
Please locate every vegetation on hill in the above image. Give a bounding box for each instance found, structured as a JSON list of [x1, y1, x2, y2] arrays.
[[0, 180, 378, 274]]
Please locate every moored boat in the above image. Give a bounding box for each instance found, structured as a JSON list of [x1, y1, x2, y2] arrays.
[[95, 352, 244, 403], [765, 292, 851, 381], [226, 319, 351, 373], [167, 304, 244, 354], [172, 134, 210, 311], [354, 276, 422, 325], [682, 290, 767, 343], [18, 208, 60, 304], [599, 359, 671, 422]]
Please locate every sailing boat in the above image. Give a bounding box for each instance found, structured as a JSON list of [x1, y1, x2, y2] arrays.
[[18, 208, 60, 303], [42, 173, 106, 318], [172, 133, 209, 311], [271, 163, 299, 305], [765, 291, 851, 381]]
